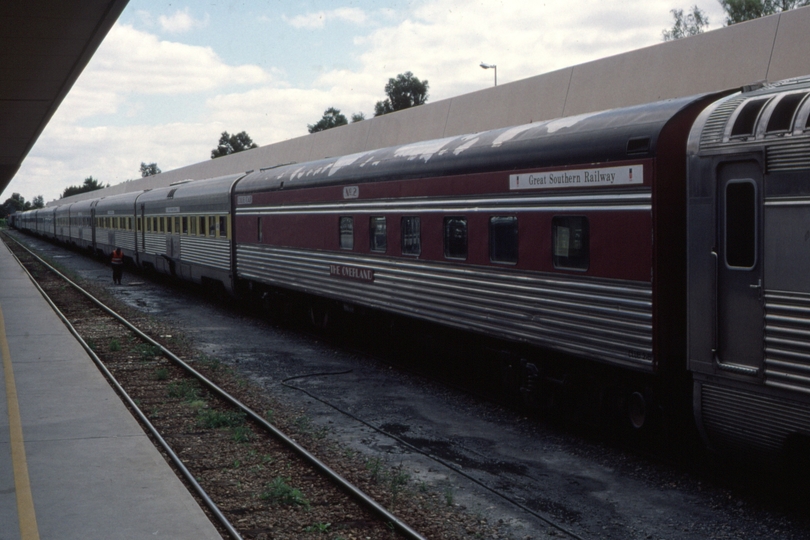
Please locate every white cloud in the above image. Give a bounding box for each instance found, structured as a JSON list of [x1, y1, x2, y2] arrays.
[[159, 8, 209, 34], [205, 84, 371, 145], [283, 8, 368, 29], [57, 24, 270, 122]]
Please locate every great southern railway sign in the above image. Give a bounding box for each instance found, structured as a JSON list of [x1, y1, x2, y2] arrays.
[[509, 164, 643, 190]]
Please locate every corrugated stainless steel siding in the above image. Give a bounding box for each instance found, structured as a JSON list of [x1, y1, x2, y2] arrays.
[[765, 290, 810, 395], [142, 233, 165, 255], [97, 229, 135, 252], [180, 236, 230, 270], [767, 139, 810, 173], [699, 95, 746, 149], [236, 245, 653, 370], [701, 382, 810, 453]]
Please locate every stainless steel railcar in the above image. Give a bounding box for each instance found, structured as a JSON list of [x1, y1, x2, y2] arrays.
[[13, 76, 810, 458], [94, 191, 141, 261], [231, 91, 718, 427], [135, 174, 243, 290], [688, 79, 810, 456]]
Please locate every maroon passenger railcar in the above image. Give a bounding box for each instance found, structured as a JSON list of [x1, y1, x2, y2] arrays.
[[231, 92, 724, 428]]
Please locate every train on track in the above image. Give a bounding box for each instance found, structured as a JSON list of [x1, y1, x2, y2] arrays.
[[12, 76, 810, 461]]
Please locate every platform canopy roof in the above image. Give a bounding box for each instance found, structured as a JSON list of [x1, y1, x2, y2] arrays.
[[0, 1, 129, 196]]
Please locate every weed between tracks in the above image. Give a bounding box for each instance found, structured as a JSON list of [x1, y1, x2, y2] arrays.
[[1, 232, 501, 540]]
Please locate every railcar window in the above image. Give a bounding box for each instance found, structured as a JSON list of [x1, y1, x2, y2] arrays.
[[401, 216, 421, 256], [160, 217, 165, 233], [730, 98, 770, 138], [199, 216, 206, 236], [209, 216, 217, 237], [191, 216, 197, 235], [147, 218, 152, 232], [444, 217, 468, 260], [766, 93, 807, 133], [257, 217, 263, 242], [370, 217, 387, 252], [182, 216, 188, 234], [552, 216, 589, 270], [219, 216, 227, 238], [726, 181, 756, 268], [174, 217, 180, 233], [339, 217, 354, 249], [137, 217, 142, 231], [128, 217, 133, 230], [490, 216, 519, 264], [166, 216, 172, 233]]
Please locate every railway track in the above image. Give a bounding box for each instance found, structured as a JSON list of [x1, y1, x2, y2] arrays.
[[6, 234, 810, 540], [1, 232, 461, 540]]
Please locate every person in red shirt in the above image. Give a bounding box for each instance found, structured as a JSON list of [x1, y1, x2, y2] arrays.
[[110, 247, 124, 285]]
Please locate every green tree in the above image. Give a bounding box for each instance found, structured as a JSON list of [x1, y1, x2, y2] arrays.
[[374, 72, 429, 117], [308, 107, 348, 133], [140, 162, 161, 177], [351, 112, 365, 123], [662, 6, 710, 40], [61, 176, 108, 199], [211, 131, 258, 159], [719, 0, 810, 24], [1, 193, 27, 218], [31, 195, 44, 209]]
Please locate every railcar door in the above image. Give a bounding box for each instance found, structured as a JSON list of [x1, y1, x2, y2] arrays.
[[715, 160, 764, 375], [90, 207, 97, 250]]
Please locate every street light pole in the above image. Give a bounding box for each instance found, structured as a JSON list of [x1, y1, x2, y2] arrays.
[[480, 62, 497, 86]]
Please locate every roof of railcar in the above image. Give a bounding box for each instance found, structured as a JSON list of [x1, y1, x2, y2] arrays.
[[94, 190, 144, 211], [137, 173, 244, 207], [235, 93, 712, 194]]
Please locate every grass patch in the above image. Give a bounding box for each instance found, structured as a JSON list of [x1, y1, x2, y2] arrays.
[[109, 339, 121, 352], [197, 408, 244, 429], [136, 343, 162, 361], [305, 522, 331, 533], [154, 368, 169, 380], [444, 487, 455, 507], [167, 380, 200, 401], [390, 467, 410, 503], [294, 415, 312, 432], [366, 457, 383, 483], [231, 425, 253, 443], [260, 477, 310, 508], [199, 355, 220, 368]]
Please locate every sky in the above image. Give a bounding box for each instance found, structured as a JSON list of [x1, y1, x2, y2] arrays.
[[3, 0, 728, 204]]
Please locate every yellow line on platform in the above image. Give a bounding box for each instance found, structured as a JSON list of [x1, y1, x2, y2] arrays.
[[0, 302, 40, 540]]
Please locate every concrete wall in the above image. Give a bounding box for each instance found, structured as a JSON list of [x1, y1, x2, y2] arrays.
[[55, 6, 810, 205]]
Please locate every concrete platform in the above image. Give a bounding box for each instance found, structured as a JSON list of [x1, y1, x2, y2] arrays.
[[0, 238, 222, 539]]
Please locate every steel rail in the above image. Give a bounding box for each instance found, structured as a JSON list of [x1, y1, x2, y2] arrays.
[[1, 233, 243, 540], [3, 233, 427, 540]]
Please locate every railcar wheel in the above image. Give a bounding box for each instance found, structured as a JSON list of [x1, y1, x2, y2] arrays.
[[309, 303, 331, 331], [628, 391, 647, 429]]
